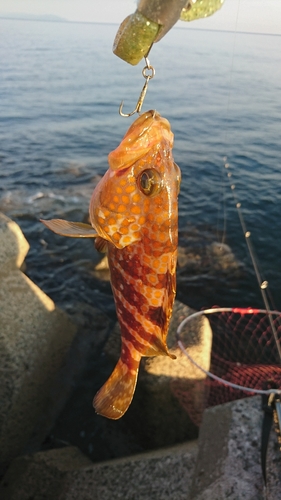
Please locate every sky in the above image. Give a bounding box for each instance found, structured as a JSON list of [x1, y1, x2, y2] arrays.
[[0, 0, 281, 35]]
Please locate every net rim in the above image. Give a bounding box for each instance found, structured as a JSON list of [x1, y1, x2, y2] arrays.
[[176, 307, 281, 396]]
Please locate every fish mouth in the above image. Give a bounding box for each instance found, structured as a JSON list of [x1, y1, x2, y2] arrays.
[[108, 110, 174, 172], [129, 110, 172, 139]]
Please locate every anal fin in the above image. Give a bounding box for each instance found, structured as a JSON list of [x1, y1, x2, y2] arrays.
[[143, 342, 176, 359]]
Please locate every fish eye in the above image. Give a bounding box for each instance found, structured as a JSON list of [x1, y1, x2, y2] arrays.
[[138, 169, 162, 197]]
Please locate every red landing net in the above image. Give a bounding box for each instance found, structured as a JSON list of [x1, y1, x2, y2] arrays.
[[172, 307, 281, 426]]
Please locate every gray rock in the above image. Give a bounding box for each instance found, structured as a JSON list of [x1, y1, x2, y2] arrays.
[[177, 245, 202, 270], [176, 235, 242, 277], [94, 255, 109, 271], [190, 396, 281, 499], [206, 242, 241, 272], [0, 441, 198, 500], [0, 214, 77, 466]]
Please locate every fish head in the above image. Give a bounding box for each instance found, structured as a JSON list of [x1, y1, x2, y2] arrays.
[[89, 110, 181, 249]]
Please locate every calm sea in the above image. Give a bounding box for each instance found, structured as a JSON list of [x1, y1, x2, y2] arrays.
[[1, 19, 281, 314]]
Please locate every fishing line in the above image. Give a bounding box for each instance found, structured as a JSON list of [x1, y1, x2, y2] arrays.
[[223, 0, 241, 141], [216, 0, 241, 245], [215, 162, 227, 245]]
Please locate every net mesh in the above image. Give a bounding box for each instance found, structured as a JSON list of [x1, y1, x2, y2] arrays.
[[172, 307, 281, 426]]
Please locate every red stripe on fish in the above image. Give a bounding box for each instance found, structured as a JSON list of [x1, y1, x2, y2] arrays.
[[112, 291, 169, 355]]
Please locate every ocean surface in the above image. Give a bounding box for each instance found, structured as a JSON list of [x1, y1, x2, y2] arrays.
[[1, 18, 281, 315]]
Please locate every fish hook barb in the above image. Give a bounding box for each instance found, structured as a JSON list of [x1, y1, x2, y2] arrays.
[[119, 58, 156, 117]]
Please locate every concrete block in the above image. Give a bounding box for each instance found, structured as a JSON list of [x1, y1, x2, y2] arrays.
[[189, 396, 281, 499], [24, 303, 112, 455], [0, 441, 198, 500], [0, 213, 29, 270], [0, 214, 77, 465]]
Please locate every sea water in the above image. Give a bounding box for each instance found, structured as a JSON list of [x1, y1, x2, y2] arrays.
[[1, 19, 281, 313]]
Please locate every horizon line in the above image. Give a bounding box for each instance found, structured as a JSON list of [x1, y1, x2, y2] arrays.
[[0, 15, 280, 38]]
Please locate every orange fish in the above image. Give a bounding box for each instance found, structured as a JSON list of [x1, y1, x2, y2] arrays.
[[41, 110, 181, 419]]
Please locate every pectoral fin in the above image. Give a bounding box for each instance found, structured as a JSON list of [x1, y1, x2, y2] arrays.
[[95, 236, 108, 253], [40, 219, 98, 238]]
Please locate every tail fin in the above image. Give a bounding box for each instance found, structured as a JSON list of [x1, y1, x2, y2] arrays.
[[93, 357, 140, 419]]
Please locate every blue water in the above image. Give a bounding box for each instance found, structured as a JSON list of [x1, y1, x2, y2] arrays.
[[1, 19, 281, 313]]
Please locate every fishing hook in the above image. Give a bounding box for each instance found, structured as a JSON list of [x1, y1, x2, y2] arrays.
[[119, 57, 156, 117]]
